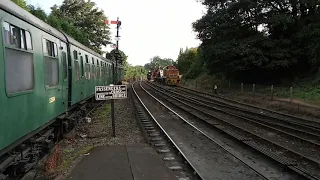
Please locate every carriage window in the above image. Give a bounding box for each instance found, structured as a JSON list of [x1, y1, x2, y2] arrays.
[[86, 64, 90, 79], [102, 66, 104, 76], [80, 56, 84, 77], [45, 57, 59, 87], [97, 60, 99, 65], [3, 22, 10, 45], [25, 31, 32, 50], [62, 52, 67, 80], [75, 61, 80, 80], [85, 55, 89, 63], [92, 57, 94, 64], [5, 48, 34, 93], [73, 50, 78, 60], [11, 25, 21, 49], [43, 39, 59, 87], [3, 22, 33, 50], [97, 66, 100, 78], [20, 30, 25, 49], [92, 66, 96, 79], [100, 62, 103, 76], [43, 39, 57, 57], [3, 22, 34, 93], [102, 63, 104, 76], [100, 67, 104, 77]]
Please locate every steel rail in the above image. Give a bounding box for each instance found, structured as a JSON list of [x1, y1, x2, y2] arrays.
[[135, 81, 269, 180], [146, 82, 320, 180]]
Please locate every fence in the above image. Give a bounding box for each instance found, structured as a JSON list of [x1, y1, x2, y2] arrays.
[[180, 79, 296, 102]]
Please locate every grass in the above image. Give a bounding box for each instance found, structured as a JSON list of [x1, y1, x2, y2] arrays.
[[249, 84, 320, 101], [94, 103, 111, 120], [274, 85, 320, 105]]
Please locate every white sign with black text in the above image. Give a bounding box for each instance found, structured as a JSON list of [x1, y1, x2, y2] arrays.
[[95, 85, 127, 100]]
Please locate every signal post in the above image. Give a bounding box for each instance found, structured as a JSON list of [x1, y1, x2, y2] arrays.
[[96, 18, 124, 137]]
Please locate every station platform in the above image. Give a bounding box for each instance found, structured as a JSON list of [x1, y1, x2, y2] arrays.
[[67, 144, 178, 180]]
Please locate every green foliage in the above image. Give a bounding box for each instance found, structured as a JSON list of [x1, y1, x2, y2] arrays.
[[144, 56, 174, 71], [190, 0, 320, 83], [124, 65, 147, 80], [176, 47, 205, 79], [176, 47, 197, 74], [28, 5, 47, 21], [11, 0, 29, 11], [50, 0, 110, 54], [106, 49, 128, 65]]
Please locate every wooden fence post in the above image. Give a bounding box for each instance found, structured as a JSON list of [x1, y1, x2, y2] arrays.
[[271, 85, 274, 100], [241, 83, 243, 93], [290, 87, 293, 103]]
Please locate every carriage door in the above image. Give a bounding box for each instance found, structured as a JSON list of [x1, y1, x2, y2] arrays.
[[80, 55, 85, 99], [60, 42, 68, 111]]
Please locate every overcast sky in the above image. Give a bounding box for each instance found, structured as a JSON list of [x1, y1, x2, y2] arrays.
[[26, 0, 206, 66]]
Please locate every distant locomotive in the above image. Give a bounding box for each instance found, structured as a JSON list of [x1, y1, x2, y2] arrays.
[[152, 68, 164, 83], [150, 66, 180, 86], [147, 71, 153, 81], [162, 65, 180, 86]]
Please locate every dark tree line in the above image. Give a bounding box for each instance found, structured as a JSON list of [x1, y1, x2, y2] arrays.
[[179, 0, 320, 83]]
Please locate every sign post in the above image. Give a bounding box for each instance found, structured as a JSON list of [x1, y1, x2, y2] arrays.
[[95, 85, 127, 137]]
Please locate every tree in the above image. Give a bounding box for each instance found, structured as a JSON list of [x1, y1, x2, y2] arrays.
[[106, 49, 128, 66], [124, 65, 147, 81], [28, 5, 47, 21], [144, 56, 174, 71], [11, 0, 29, 11], [176, 47, 197, 74], [50, 0, 110, 54], [175, 47, 205, 79], [191, 0, 320, 83]]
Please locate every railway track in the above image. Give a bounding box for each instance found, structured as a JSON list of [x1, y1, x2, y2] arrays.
[[150, 83, 320, 147], [132, 82, 201, 180], [145, 81, 320, 180], [132, 81, 307, 180], [175, 84, 320, 130]]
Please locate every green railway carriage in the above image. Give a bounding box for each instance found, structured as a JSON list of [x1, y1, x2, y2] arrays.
[[0, 1, 123, 177]]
